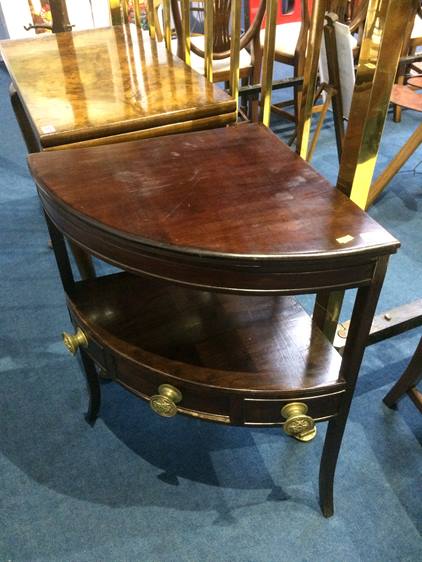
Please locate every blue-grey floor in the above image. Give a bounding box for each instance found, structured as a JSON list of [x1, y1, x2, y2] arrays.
[[0, 61, 421, 562]]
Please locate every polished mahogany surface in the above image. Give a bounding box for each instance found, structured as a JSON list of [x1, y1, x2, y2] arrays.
[[0, 25, 235, 148], [30, 124, 399, 267], [69, 272, 343, 396]]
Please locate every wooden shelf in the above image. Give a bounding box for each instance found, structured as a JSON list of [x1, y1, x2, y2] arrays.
[[67, 272, 345, 425]]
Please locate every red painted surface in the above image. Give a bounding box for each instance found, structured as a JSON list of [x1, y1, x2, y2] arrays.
[[249, 0, 313, 26]]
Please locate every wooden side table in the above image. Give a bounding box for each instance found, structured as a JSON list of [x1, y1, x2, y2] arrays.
[[0, 25, 235, 151], [28, 124, 399, 517]]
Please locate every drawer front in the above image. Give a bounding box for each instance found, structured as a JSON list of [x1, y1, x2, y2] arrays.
[[114, 355, 233, 424], [114, 354, 345, 426], [243, 391, 345, 426], [68, 311, 108, 371], [66, 307, 346, 427]]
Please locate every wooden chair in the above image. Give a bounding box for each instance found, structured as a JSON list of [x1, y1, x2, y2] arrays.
[[262, 1, 362, 133], [346, 0, 368, 50], [368, 79, 422, 206], [318, 12, 360, 159], [109, 0, 143, 27], [169, 0, 266, 115], [383, 337, 422, 413], [393, 4, 422, 122], [319, 11, 421, 206], [109, 0, 160, 38], [260, 0, 311, 125]]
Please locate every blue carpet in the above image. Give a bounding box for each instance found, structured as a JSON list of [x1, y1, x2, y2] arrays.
[[0, 61, 421, 562]]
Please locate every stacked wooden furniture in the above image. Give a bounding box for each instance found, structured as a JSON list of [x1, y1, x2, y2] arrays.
[[259, 0, 312, 124], [170, 0, 266, 85], [0, 19, 235, 278], [8, 0, 406, 518]]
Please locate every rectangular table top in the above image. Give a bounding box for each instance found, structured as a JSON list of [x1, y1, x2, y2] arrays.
[[0, 25, 236, 149]]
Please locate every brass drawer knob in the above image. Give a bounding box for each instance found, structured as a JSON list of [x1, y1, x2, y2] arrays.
[[150, 384, 183, 417], [281, 402, 317, 442], [62, 327, 88, 355]]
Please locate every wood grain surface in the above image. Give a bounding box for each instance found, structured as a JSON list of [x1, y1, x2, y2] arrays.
[[29, 124, 399, 262], [390, 83, 422, 112], [70, 272, 344, 392], [1, 25, 235, 148]]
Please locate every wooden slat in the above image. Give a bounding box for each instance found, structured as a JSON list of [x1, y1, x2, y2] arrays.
[[336, 0, 419, 210], [121, 0, 129, 23], [146, 0, 156, 38], [163, 0, 172, 50], [334, 299, 422, 350], [229, 0, 241, 109], [181, 0, 191, 64], [260, 0, 278, 125], [297, 0, 327, 159], [133, 0, 141, 27], [109, 0, 122, 25], [204, 0, 214, 81]]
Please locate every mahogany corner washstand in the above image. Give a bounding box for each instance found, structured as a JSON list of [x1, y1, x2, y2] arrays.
[[28, 124, 399, 517]]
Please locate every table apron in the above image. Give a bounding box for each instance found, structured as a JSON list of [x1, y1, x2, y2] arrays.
[[41, 194, 379, 294]]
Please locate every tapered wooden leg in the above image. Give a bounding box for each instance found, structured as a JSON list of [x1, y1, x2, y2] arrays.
[[69, 241, 96, 280], [319, 414, 348, 517], [383, 337, 422, 410], [318, 257, 389, 516], [313, 290, 345, 343], [393, 74, 405, 123], [79, 349, 101, 425]]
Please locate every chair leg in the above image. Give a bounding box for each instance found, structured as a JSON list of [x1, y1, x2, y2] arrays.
[[383, 337, 422, 409], [367, 124, 422, 208], [79, 349, 101, 425], [240, 76, 249, 115], [249, 36, 263, 123], [393, 76, 404, 123]]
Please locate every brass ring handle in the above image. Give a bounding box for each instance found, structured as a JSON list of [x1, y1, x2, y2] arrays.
[[281, 402, 317, 442], [62, 327, 88, 355], [150, 384, 183, 417]]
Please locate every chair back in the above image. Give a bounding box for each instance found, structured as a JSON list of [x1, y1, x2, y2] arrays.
[[170, 0, 266, 62], [108, 0, 158, 37], [109, 1, 135, 25], [336, 0, 420, 209], [169, 0, 266, 106], [319, 16, 356, 119]]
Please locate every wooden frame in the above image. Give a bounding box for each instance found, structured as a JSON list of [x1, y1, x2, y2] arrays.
[[28, 123, 399, 517]]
